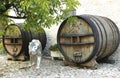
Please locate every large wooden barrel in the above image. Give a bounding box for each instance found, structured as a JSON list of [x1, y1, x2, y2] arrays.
[[57, 15, 120, 64], [2, 24, 46, 57]]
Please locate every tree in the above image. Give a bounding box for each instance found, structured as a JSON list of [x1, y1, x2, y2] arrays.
[[0, 0, 80, 35]]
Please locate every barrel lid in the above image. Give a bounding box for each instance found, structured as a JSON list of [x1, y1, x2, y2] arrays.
[[57, 15, 99, 63], [2, 24, 23, 57]]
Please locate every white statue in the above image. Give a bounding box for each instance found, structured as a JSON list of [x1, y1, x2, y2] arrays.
[[28, 39, 42, 69]]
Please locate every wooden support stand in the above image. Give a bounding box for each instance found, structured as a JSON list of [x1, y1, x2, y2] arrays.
[[80, 59, 98, 69], [7, 53, 27, 61], [51, 51, 64, 60], [64, 58, 98, 69]]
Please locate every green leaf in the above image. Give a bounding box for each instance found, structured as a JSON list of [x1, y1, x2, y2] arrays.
[[0, 0, 80, 34]]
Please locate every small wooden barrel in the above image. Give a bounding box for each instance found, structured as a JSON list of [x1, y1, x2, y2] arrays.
[[57, 15, 120, 65], [2, 24, 46, 58]]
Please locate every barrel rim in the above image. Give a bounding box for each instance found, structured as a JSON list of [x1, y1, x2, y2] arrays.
[[2, 24, 24, 57], [57, 15, 100, 63], [89, 16, 108, 60], [101, 17, 120, 59]]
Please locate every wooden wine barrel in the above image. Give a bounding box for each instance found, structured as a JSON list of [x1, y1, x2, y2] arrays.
[[57, 15, 120, 64], [2, 24, 46, 57]]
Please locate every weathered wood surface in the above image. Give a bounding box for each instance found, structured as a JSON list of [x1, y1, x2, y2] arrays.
[[59, 18, 94, 63]]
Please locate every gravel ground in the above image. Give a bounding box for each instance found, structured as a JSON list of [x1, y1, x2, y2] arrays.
[[0, 55, 120, 78]]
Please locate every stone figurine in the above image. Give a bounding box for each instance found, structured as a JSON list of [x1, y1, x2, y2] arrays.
[[28, 39, 42, 69]]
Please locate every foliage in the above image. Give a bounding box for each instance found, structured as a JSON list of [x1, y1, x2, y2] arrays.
[[0, 42, 3, 49], [5, 25, 21, 37], [0, 41, 6, 54], [0, 0, 80, 34], [66, 16, 79, 26], [0, 16, 9, 35], [49, 44, 59, 51]]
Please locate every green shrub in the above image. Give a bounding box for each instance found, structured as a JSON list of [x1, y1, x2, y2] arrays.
[[0, 42, 3, 49], [0, 42, 6, 54], [49, 44, 59, 51]]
